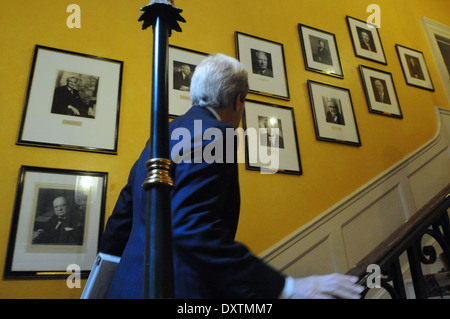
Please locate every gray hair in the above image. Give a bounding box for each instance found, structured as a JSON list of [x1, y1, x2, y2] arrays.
[[190, 53, 249, 109]]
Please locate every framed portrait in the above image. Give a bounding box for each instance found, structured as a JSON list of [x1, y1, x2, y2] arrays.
[[298, 24, 344, 78], [396, 44, 435, 91], [307, 80, 361, 146], [242, 100, 302, 175], [359, 65, 403, 119], [17, 45, 123, 154], [4, 166, 108, 279], [421, 17, 450, 101], [235, 32, 290, 100], [346, 16, 387, 65], [168, 45, 208, 117]]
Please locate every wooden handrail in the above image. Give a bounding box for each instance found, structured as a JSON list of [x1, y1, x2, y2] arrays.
[[346, 183, 450, 290]]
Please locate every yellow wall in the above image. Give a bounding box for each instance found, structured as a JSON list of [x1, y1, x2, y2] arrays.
[[0, 0, 448, 298]]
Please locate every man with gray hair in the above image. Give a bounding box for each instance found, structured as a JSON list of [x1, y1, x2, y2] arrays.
[[100, 53, 363, 299]]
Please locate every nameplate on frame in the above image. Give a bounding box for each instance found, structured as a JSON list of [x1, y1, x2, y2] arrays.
[[62, 119, 82, 126]]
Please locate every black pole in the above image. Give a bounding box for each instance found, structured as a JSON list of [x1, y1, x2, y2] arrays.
[[138, 0, 185, 299], [144, 15, 172, 299]]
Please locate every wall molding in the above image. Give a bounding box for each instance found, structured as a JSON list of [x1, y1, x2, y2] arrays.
[[261, 107, 450, 281]]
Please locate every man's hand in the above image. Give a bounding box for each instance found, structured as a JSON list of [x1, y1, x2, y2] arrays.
[[285, 273, 364, 299], [68, 105, 80, 115], [32, 229, 44, 240]]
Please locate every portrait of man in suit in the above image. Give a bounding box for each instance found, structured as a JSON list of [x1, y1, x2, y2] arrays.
[[258, 116, 285, 149], [32, 189, 85, 246], [51, 71, 97, 118], [310, 36, 332, 65], [324, 98, 345, 125], [173, 61, 194, 91], [356, 27, 377, 52], [251, 49, 274, 77], [370, 77, 391, 104], [405, 54, 425, 80]]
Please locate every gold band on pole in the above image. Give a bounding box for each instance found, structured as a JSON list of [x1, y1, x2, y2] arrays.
[[142, 158, 174, 189]]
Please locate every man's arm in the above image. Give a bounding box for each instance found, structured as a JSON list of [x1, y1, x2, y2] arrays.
[[99, 163, 136, 257]]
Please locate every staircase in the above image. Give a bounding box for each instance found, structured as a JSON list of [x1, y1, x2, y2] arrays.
[[347, 184, 450, 299], [261, 107, 450, 299]]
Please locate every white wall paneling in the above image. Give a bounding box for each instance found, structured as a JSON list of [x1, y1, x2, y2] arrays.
[[262, 107, 450, 287]]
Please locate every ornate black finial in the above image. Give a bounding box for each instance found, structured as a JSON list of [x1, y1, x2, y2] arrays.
[[138, 0, 186, 36]]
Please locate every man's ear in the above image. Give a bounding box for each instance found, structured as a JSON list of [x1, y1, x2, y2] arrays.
[[234, 93, 244, 112]]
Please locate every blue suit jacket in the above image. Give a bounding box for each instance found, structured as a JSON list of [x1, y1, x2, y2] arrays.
[[100, 105, 285, 298]]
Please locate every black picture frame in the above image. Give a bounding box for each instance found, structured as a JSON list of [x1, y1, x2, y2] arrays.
[[242, 99, 302, 175], [359, 65, 403, 119], [4, 166, 108, 279], [307, 80, 361, 147], [168, 45, 209, 117], [346, 16, 387, 65], [298, 23, 344, 78], [395, 44, 435, 91], [235, 32, 290, 100], [17, 45, 123, 154]]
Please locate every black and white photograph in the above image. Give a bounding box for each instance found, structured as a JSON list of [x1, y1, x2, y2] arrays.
[[251, 49, 274, 77], [356, 26, 377, 52], [312, 37, 333, 65], [31, 188, 86, 246], [51, 70, 99, 119], [258, 115, 285, 149], [4, 166, 107, 279], [307, 80, 361, 146], [323, 97, 345, 125], [370, 77, 391, 104], [173, 61, 195, 92], [359, 65, 403, 119], [17, 45, 123, 154], [243, 100, 301, 175], [298, 24, 344, 78], [347, 16, 387, 65], [168, 45, 208, 117], [405, 55, 425, 80], [236, 32, 290, 100], [396, 44, 435, 91]]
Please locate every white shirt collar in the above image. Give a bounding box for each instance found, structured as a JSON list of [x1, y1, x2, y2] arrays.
[[205, 106, 222, 121]]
